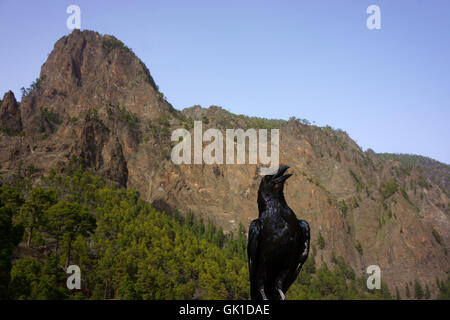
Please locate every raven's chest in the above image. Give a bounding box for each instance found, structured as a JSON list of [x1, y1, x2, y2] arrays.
[[260, 217, 298, 249]]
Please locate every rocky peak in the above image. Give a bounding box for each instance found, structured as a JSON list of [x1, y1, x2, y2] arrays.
[[0, 90, 22, 135], [20, 29, 174, 135]]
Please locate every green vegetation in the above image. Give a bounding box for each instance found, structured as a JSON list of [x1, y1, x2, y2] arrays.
[[417, 177, 431, 189], [321, 125, 337, 136], [154, 116, 171, 141], [41, 108, 61, 125], [0, 185, 24, 299], [380, 179, 398, 200], [119, 107, 139, 129], [349, 169, 364, 192], [425, 284, 430, 299], [17, 187, 57, 247], [45, 201, 96, 269], [173, 111, 194, 130], [414, 279, 424, 299], [10, 256, 68, 300], [377, 153, 450, 192], [431, 227, 442, 245], [40, 107, 62, 135], [355, 241, 363, 255], [320, 126, 349, 152], [192, 105, 285, 130], [82, 108, 99, 121], [0, 164, 443, 300], [232, 114, 285, 130], [106, 103, 141, 130], [399, 186, 419, 211], [302, 171, 337, 206], [317, 231, 325, 250], [379, 205, 392, 227], [138, 60, 152, 84], [157, 115, 170, 128], [338, 200, 348, 216], [287, 247, 391, 300], [289, 116, 311, 126], [351, 196, 360, 209], [436, 276, 450, 299], [102, 37, 131, 54], [3, 165, 250, 299], [400, 187, 409, 201], [0, 127, 25, 137], [20, 76, 45, 98]]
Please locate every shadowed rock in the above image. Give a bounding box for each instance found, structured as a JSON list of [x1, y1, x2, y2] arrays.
[[0, 91, 22, 135]]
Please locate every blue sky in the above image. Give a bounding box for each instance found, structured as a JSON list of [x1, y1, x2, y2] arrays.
[[1, 0, 449, 164]]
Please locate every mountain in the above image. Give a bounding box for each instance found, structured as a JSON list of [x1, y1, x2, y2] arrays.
[[377, 153, 450, 193], [0, 30, 448, 299]]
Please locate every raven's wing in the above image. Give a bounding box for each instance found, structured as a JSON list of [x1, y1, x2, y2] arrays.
[[297, 219, 310, 265], [283, 219, 310, 293], [248, 219, 262, 300]]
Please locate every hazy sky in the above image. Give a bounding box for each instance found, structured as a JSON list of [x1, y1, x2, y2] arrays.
[[1, 1, 449, 164]]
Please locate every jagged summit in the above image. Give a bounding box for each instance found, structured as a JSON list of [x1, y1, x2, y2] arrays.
[[0, 90, 22, 135], [40, 30, 158, 91], [19, 29, 174, 135]]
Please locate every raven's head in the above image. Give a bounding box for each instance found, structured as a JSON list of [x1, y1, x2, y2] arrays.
[[257, 165, 292, 211]]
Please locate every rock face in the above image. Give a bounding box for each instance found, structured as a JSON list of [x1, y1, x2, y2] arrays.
[[0, 91, 22, 135], [0, 30, 448, 298], [20, 30, 169, 135], [3, 29, 174, 188]]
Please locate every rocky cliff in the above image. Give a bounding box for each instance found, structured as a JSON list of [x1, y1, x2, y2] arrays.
[[0, 30, 448, 298], [0, 90, 22, 135]]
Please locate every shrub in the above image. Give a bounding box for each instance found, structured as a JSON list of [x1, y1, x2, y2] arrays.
[[432, 228, 442, 245], [317, 232, 325, 250], [380, 179, 398, 199], [400, 188, 409, 200], [349, 169, 364, 192], [355, 241, 363, 254], [41, 108, 61, 125], [338, 200, 348, 216], [102, 38, 131, 54]]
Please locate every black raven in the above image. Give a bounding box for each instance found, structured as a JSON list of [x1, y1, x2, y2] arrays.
[[248, 165, 310, 300]]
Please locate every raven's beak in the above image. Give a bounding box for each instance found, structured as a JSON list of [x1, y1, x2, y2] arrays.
[[273, 165, 292, 184]]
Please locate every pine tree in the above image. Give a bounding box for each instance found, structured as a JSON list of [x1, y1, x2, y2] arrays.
[[0, 186, 24, 299], [45, 201, 96, 269], [17, 187, 56, 247], [395, 286, 401, 300], [405, 283, 411, 298], [414, 279, 424, 299], [425, 284, 431, 299]]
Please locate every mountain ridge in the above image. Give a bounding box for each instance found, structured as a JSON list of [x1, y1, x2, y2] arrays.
[[377, 153, 450, 193]]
